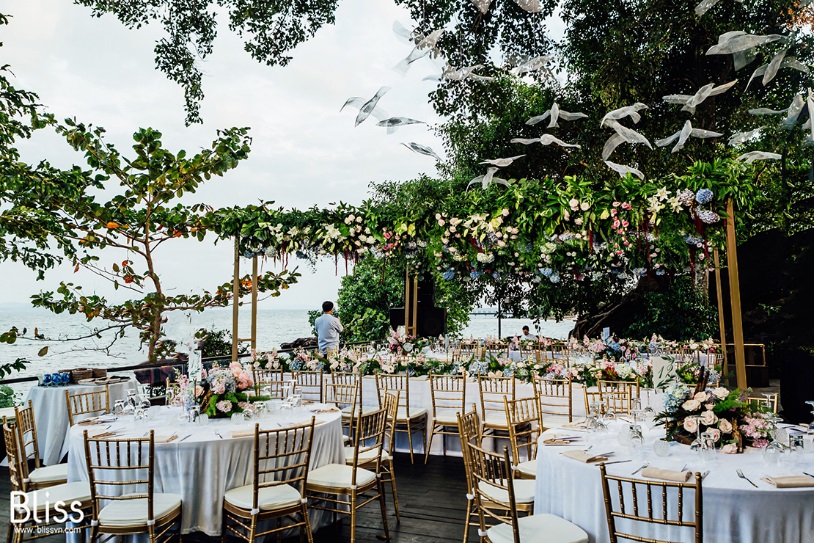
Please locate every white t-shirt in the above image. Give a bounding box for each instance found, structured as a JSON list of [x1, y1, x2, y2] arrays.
[[315, 313, 343, 353]]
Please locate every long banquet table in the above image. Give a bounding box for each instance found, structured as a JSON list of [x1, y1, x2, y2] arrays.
[[26, 378, 138, 465], [66, 405, 344, 535], [534, 425, 814, 543]]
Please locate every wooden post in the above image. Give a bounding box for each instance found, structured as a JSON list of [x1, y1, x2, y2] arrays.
[[231, 239, 240, 362], [250, 256, 258, 354], [712, 249, 728, 377], [726, 200, 747, 389], [404, 268, 418, 336]]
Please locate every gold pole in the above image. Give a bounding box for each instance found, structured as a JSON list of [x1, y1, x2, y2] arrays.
[[712, 249, 728, 377], [411, 275, 418, 334], [231, 239, 240, 362], [725, 200, 747, 389], [250, 256, 259, 354], [404, 267, 411, 334]]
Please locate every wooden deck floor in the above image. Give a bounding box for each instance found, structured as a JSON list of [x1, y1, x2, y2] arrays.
[[1, 453, 474, 543]]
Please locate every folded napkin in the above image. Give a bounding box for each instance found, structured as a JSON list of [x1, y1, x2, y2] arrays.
[[153, 434, 179, 443], [84, 429, 118, 439], [562, 450, 608, 463], [761, 476, 814, 488], [77, 415, 117, 426], [544, 435, 576, 446], [641, 467, 692, 482], [561, 420, 587, 429]]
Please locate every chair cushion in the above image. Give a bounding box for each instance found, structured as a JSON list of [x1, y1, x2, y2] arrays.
[[433, 409, 460, 425], [396, 407, 427, 421], [516, 460, 537, 478], [340, 405, 379, 417], [478, 479, 536, 504], [98, 493, 182, 527], [15, 482, 91, 513], [486, 513, 589, 543], [307, 463, 376, 490], [343, 446, 382, 465], [224, 483, 302, 512], [483, 411, 508, 428], [29, 463, 69, 485]]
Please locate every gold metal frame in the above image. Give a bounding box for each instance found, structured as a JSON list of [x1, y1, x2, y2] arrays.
[[376, 373, 428, 464], [326, 372, 361, 438], [65, 385, 111, 426], [533, 376, 573, 424], [252, 368, 285, 398], [222, 419, 316, 543], [503, 397, 543, 480], [599, 463, 703, 543], [747, 395, 779, 413], [478, 375, 516, 446], [426, 372, 468, 462], [306, 407, 390, 543], [294, 370, 324, 403], [13, 400, 67, 491], [83, 430, 182, 543]]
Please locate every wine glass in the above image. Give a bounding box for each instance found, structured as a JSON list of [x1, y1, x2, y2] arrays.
[[763, 413, 786, 466], [762, 392, 778, 413]]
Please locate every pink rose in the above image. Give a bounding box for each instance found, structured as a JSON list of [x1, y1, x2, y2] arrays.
[[682, 399, 701, 412], [721, 443, 738, 454], [712, 387, 729, 400], [700, 410, 718, 426], [216, 400, 233, 413], [684, 417, 699, 433], [707, 428, 721, 442], [694, 392, 708, 402], [719, 419, 732, 433]]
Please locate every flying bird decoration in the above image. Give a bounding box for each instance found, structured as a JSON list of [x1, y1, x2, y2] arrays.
[[706, 32, 785, 56], [394, 29, 445, 74], [401, 142, 443, 162], [376, 117, 426, 134], [662, 80, 738, 114], [341, 87, 391, 126], [655, 120, 723, 153], [737, 151, 782, 163], [468, 167, 509, 189], [473, 0, 491, 14], [480, 155, 525, 167], [605, 160, 645, 180], [746, 54, 809, 90], [728, 128, 762, 146], [512, 55, 554, 76], [526, 102, 588, 127], [513, 0, 543, 12], [601, 119, 653, 159], [600, 103, 649, 127], [694, 0, 743, 17], [510, 134, 581, 149], [427, 63, 495, 82]]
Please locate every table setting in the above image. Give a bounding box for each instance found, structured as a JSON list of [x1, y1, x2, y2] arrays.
[[534, 387, 814, 543], [66, 398, 344, 535]]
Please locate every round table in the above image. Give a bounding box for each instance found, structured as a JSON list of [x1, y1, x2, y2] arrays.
[[25, 379, 138, 465], [534, 425, 814, 543], [66, 405, 344, 536]]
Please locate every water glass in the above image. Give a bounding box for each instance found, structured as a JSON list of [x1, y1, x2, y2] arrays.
[[653, 439, 671, 457], [113, 400, 126, 416], [231, 412, 246, 424]]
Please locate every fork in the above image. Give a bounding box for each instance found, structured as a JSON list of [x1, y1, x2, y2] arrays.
[[214, 430, 224, 439], [631, 461, 650, 475], [737, 468, 758, 488]]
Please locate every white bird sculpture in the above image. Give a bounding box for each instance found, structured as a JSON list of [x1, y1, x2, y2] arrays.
[[662, 80, 738, 114], [341, 87, 391, 126], [655, 120, 723, 153], [401, 142, 443, 162], [513, 0, 543, 12], [512, 55, 554, 76], [746, 54, 809, 90], [473, 0, 492, 14], [737, 151, 782, 163], [480, 155, 525, 167], [526, 102, 588, 128], [376, 117, 425, 134], [605, 161, 644, 180], [601, 120, 652, 159], [600, 103, 648, 127], [510, 134, 581, 149], [706, 32, 785, 56], [728, 128, 762, 146], [694, 0, 743, 17], [468, 167, 509, 189]]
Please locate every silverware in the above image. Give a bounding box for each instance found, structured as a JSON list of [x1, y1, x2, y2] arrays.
[[214, 430, 223, 439], [680, 464, 688, 472], [178, 434, 191, 442], [700, 470, 710, 480], [631, 462, 650, 475], [802, 472, 814, 479], [737, 468, 758, 488], [600, 459, 632, 466]]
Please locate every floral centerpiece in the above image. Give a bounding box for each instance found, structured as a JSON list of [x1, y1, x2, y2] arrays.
[[655, 377, 767, 453], [177, 362, 259, 418], [387, 327, 427, 357]]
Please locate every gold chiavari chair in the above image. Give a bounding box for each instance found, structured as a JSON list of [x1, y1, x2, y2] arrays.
[[457, 406, 483, 543], [65, 385, 110, 426], [426, 372, 468, 462], [294, 370, 324, 403], [222, 419, 316, 543], [345, 392, 401, 523], [328, 372, 364, 439], [584, 387, 632, 418], [478, 375, 516, 446], [533, 376, 574, 425], [253, 368, 286, 399], [13, 400, 68, 491], [468, 443, 588, 543], [599, 463, 703, 543], [376, 373, 428, 464], [83, 430, 182, 543], [550, 343, 570, 363], [504, 397, 543, 479], [748, 395, 779, 413], [4, 420, 92, 543], [306, 407, 390, 543], [598, 380, 640, 413]]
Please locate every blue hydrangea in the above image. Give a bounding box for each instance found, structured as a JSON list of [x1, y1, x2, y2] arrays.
[[492, 271, 501, 280], [696, 209, 720, 224], [290, 360, 303, 371], [502, 367, 515, 377], [470, 270, 482, 279], [469, 361, 488, 375], [442, 270, 456, 280], [663, 382, 691, 411], [540, 267, 554, 277], [549, 272, 561, 284], [695, 188, 714, 205], [683, 234, 703, 246]]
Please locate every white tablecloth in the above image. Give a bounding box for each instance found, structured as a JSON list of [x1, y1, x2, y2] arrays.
[[66, 406, 344, 535], [25, 379, 137, 465], [534, 426, 814, 543]]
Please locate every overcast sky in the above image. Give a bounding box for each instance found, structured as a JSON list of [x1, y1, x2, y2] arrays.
[[0, 0, 562, 311]]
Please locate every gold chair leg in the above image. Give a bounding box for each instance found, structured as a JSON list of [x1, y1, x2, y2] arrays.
[[425, 425, 436, 464], [350, 492, 358, 543], [302, 503, 315, 543], [462, 498, 471, 543], [378, 480, 391, 541], [388, 460, 401, 524], [406, 421, 415, 463]]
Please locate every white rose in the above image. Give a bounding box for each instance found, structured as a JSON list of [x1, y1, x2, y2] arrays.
[[682, 399, 701, 412], [712, 387, 729, 400], [719, 419, 732, 433], [580, 202, 590, 211], [694, 392, 708, 402], [721, 443, 738, 454], [707, 428, 721, 442], [683, 417, 699, 433], [700, 410, 718, 426]]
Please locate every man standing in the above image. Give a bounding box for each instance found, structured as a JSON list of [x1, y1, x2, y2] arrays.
[[315, 301, 343, 357], [521, 326, 537, 341]]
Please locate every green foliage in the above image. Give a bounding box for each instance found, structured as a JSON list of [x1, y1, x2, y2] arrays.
[[0, 385, 18, 409], [337, 256, 403, 342], [194, 327, 249, 359], [308, 309, 342, 336], [622, 277, 718, 341]]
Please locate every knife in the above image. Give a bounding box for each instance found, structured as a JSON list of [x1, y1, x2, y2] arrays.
[[600, 459, 632, 466], [178, 434, 192, 442], [803, 472, 814, 479]]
